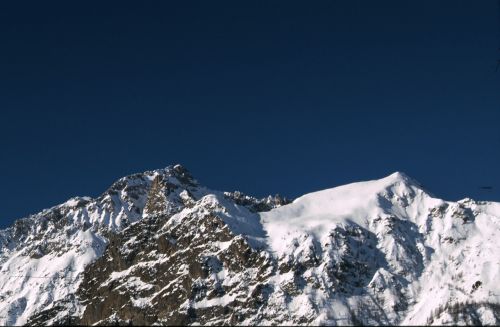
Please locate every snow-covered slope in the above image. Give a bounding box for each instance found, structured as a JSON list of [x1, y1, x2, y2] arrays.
[[261, 172, 500, 325], [1, 167, 499, 325]]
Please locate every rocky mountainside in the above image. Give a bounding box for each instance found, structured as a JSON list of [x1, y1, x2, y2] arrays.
[[1, 165, 499, 326]]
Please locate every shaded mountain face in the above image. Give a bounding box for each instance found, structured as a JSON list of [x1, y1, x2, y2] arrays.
[[1, 166, 499, 326]]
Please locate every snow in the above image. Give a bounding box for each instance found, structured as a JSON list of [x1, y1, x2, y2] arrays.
[[259, 171, 500, 325], [261, 172, 421, 255], [0, 229, 107, 325], [192, 293, 237, 309]]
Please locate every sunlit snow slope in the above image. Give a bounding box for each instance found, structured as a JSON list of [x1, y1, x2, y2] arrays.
[[261, 172, 500, 325]]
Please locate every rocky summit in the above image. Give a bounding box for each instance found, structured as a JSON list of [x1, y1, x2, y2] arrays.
[[0, 165, 499, 326]]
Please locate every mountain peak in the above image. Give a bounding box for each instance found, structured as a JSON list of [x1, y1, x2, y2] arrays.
[[387, 171, 409, 180], [172, 163, 186, 170], [383, 171, 419, 186], [169, 164, 198, 187]]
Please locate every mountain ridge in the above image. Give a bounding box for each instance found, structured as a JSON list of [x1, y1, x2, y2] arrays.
[[0, 165, 499, 326]]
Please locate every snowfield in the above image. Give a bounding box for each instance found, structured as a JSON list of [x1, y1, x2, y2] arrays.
[[261, 172, 500, 324]]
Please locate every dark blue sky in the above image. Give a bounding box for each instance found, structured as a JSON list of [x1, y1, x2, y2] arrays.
[[1, 1, 499, 228]]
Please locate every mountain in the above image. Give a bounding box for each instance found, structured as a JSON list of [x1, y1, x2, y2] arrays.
[[0, 165, 499, 326]]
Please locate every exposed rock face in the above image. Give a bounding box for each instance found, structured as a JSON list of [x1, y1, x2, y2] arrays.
[[77, 213, 269, 325], [1, 166, 500, 326], [223, 191, 291, 213], [143, 175, 168, 217]]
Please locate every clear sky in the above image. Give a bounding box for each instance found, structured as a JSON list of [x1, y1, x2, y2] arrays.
[[1, 1, 499, 228]]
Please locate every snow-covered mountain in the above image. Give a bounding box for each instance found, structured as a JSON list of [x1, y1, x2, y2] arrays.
[[1, 165, 499, 325]]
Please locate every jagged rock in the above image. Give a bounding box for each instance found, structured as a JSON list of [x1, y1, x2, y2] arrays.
[[143, 175, 168, 216]]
